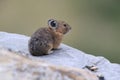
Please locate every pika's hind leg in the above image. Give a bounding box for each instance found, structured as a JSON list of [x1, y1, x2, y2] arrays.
[[45, 43, 53, 55]]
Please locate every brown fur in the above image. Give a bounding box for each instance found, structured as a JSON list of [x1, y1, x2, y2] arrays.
[[28, 19, 71, 56]]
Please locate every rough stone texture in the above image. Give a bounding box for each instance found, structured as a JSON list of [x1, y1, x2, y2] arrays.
[[0, 31, 120, 80], [0, 48, 98, 80]]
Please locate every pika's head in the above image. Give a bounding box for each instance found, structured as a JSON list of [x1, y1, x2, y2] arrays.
[[48, 19, 71, 34]]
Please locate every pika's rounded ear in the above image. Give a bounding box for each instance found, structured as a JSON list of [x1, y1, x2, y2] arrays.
[[48, 19, 58, 29]]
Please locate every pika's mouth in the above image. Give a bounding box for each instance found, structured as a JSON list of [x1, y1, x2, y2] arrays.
[[63, 27, 71, 34]]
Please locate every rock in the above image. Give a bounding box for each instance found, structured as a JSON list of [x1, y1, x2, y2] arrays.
[[0, 31, 120, 80], [0, 48, 98, 80]]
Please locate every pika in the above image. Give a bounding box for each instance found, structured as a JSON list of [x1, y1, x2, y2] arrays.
[[28, 19, 71, 56]]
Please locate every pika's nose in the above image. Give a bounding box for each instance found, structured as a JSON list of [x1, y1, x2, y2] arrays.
[[69, 26, 72, 30]]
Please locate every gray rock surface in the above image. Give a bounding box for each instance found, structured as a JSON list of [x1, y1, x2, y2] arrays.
[[0, 31, 120, 80], [0, 48, 99, 80]]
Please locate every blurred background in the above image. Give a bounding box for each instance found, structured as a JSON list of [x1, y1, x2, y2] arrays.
[[0, 0, 120, 63]]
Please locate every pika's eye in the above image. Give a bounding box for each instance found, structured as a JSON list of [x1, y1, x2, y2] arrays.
[[48, 19, 58, 28], [63, 24, 67, 27]]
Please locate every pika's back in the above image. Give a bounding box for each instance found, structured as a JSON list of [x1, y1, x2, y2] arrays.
[[29, 28, 54, 56], [32, 28, 53, 42]]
